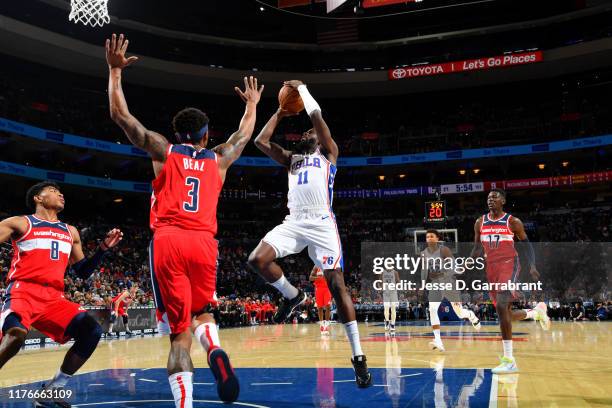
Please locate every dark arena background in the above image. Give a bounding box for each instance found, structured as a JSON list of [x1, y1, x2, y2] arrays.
[[0, 0, 611, 407]]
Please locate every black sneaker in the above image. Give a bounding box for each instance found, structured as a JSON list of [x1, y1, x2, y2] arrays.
[[272, 289, 307, 324], [208, 348, 240, 403], [351, 355, 373, 388], [32, 384, 71, 408]]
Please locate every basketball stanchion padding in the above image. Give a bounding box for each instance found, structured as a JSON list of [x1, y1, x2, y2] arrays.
[[69, 0, 110, 27]]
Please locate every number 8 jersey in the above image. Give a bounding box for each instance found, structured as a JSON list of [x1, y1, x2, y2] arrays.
[[9, 215, 73, 290], [151, 144, 222, 234], [479, 212, 518, 263]]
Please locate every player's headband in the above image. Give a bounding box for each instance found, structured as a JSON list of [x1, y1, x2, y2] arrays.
[[176, 124, 208, 143]]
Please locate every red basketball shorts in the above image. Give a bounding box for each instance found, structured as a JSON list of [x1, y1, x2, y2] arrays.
[[150, 228, 218, 334], [0, 281, 86, 343], [315, 287, 332, 308], [486, 256, 520, 305]]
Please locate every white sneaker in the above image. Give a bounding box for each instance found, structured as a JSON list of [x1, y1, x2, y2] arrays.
[[384, 321, 390, 331], [470, 316, 481, 331], [534, 302, 551, 330], [390, 323, 396, 332], [429, 340, 445, 352], [492, 356, 519, 374]]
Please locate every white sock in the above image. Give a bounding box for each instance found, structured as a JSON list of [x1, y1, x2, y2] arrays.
[[384, 306, 390, 322], [169, 372, 193, 408], [270, 275, 299, 299], [108, 323, 114, 332], [390, 307, 397, 325], [125, 325, 131, 332], [344, 321, 364, 357], [47, 369, 72, 389], [433, 329, 441, 343], [502, 340, 513, 360], [194, 323, 221, 354], [524, 309, 536, 320]]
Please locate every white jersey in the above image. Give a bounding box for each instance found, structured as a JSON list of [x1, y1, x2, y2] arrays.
[[383, 269, 399, 304], [287, 149, 336, 215], [262, 148, 343, 271], [421, 245, 454, 284]]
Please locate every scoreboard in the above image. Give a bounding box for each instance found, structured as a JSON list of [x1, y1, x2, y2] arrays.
[[425, 201, 446, 223]]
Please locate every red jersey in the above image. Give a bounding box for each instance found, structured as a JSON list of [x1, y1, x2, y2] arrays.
[[480, 212, 518, 263], [8, 215, 73, 291], [151, 144, 223, 234], [112, 291, 130, 314], [312, 267, 329, 291]]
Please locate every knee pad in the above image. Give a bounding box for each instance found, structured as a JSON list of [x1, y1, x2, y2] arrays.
[[122, 315, 129, 325], [1, 312, 26, 335], [429, 302, 441, 326], [66, 313, 102, 359]]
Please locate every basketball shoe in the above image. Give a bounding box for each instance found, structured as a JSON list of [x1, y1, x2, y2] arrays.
[[492, 356, 519, 374], [351, 355, 373, 388], [429, 340, 445, 352], [208, 348, 240, 403], [33, 384, 71, 408], [273, 289, 307, 324], [534, 302, 551, 330]]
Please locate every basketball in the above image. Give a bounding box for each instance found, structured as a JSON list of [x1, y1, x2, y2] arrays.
[[278, 85, 304, 114]]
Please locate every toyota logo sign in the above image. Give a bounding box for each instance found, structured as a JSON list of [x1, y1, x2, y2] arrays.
[[392, 69, 406, 79]]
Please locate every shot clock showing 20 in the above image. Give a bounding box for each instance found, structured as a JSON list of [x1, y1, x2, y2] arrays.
[[425, 201, 447, 223]]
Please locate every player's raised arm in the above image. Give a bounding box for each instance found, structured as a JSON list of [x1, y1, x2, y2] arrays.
[[509, 215, 539, 280], [285, 80, 339, 164], [106, 34, 169, 167], [69, 226, 123, 280], [213, 76, 264, 178], [0, 217, 28, 244], [254, 108, 294, 168]]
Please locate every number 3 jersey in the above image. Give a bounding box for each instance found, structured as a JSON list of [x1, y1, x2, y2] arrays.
[[151, 144, 222, 234], [479, 212, 518, 263], [9, 215, 73, 290]]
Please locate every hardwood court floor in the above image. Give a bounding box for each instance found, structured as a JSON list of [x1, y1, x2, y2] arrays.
[[1, 321, 611, 407]]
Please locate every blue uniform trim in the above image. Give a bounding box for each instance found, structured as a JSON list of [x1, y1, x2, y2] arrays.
[[327, 164, 337, 208], [27, 215, 70, 233], [483, 213, 511, 226], [170, 145, 216, 160], [148, 240, 165, 313]]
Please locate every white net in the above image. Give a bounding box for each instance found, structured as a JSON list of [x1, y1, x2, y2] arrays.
[[69, 0, 110, 27]]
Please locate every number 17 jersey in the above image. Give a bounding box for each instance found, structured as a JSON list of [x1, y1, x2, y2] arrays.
[[151, 144, 222, 234], [479, 212, 518, 264]]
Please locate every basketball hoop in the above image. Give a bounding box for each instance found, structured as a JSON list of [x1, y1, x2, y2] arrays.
[[69, 0, 110, 27]]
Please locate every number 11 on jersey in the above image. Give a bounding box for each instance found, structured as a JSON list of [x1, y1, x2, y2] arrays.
[[297, 171, 309, 185]]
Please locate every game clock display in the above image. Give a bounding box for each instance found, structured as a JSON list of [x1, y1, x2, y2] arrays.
[[425, 201, 446, 222]]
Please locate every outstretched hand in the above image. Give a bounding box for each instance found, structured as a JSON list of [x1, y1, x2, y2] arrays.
[[234, 76, 264, 105], [105, 33, 139, 70], [101, 228, 123, 250]]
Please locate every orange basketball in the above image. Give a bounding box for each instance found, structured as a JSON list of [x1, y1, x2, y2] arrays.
[[278, 85, 304, 114]]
